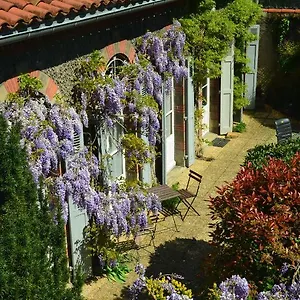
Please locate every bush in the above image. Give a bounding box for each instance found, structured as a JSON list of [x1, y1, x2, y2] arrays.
[[209, 153, 300, 290], [129, 264, 193, 300], [244, 138, 300, 169], [0, 116, 83, 300], [233, 121, 246, 133]]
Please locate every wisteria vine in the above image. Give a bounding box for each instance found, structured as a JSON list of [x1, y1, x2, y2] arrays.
[[0, 21, 187, 268], [0, 76, 161, 236], [73, 20, 187, 147]]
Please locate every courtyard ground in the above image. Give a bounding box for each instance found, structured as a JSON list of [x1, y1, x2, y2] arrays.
[[82, 108, 290, 300]]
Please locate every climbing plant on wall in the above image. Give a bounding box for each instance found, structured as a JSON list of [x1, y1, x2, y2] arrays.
[[225, 0, 262, 111], [181, 0, 261, 154], [0, 21, 188, 279]]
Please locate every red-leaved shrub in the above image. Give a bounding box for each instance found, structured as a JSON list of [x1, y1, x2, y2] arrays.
[[209, 152, 300, 288]]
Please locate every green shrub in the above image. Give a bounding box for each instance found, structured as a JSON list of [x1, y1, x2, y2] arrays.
[[244, 138, 300, 169], [233, 121, 246, 133], [210, 153, 300, 291], [161, 182, 181, 211], [0, 116, 83, 300]]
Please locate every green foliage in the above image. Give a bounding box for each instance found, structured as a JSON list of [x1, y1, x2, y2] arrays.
[[84, 221, 131, 283], [181, 0, 262, 156], [210, 152, 300, 291], [19, 73, 43, 93], [161, 182, 181, 211], [182, 0, 262, 86], [233, 121, 246, 133], [207, 283, 221, 300], [0, 116, 83, 300], [278, 40, 300, 71], [7, 74, 43, 104], [233, 76, 249, 111], [244, 138, 300, 169], [121, 133, 154, 170], [181, 1, 235, 83], [225, 0, 262, 111], [278, 17, 290, 46], [146, 275, 193, 300]]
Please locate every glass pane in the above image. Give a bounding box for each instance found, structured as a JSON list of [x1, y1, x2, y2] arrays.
[[107, 124, 122, 153], [110, 151, 124, 178], [166, 113, 172, 137], [165, 91, 172, 113], [202, 85, 207, 106]]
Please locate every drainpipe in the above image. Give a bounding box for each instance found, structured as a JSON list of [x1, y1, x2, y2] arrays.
[[0, 0, 178, 46], [263, 8, 300, 14], [161, 85, 167, 185]]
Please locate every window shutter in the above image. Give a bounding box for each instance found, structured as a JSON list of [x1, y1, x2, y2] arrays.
[[245, 25, 260, 110], [220, 42, 234, 135], [66, 124, 91, 275], [185, 59, 195, 167]]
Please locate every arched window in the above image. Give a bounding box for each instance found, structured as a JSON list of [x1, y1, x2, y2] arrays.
[[106, 54, 129, 78]]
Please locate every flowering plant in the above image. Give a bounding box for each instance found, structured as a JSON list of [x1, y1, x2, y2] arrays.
[[0, 20, 188, 280], [130, 264, 193, 300], [207, 263, 300, 299], [121, 133, 155, 170], [210, 152, 300, 289]]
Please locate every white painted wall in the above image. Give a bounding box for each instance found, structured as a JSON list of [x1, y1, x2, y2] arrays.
[[202, 78, 210, 136]]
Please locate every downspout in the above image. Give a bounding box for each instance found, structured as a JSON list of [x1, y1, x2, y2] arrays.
[[263, 8, 300, 14], [0, 0, 178, 46], [161, 84, 167, 185]]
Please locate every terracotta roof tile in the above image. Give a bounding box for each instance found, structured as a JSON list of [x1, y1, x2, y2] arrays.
[[0, 0, 149, 33], [51, 0, 75, 13], [0, 9, 23, 25], [6, 0, 28, 9], [0, 0, 14, 11], [80, 0, 101, 6], [10, 6, 37, 21], [36, 2, 62, 15], [60, 0, 87, 10], [0, 18, 8, 26], [23, 4, 50, 18]]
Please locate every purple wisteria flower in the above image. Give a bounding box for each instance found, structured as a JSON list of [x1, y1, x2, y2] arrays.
[[219, 275, 249, 300], [280, 262, 289, 275]]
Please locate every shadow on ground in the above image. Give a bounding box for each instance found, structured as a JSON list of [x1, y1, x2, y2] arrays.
[[116, 238, 215, 300], [246, 107, 300, 132]]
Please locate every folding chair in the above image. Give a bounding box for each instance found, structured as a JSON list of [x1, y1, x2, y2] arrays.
[[275, 118, 292, 143], [178, 170, 202, 220], [134, 213, 159, 249]]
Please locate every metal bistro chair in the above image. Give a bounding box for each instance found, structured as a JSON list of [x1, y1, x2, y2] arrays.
[[275, 118, 293, 143], [178, 170, 202, 220]]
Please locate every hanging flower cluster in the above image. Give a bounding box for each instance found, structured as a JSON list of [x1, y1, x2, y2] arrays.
[[0, 21, 188, 234], [0, 75, 161, 227], [97, 185, 161, 237], [135, 20, 188, 88], [1, 82, 83, 220], [73, 21, 187, 148], [73, 52, 126, 129], [61, 150, 161, 236]]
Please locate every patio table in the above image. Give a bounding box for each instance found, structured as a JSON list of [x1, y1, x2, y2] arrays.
[[148, 184, 183, 231], [148, 184, 181, 202]]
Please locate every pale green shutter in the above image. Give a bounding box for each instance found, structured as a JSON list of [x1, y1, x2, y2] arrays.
[[220, 43, 234, 135], [245, 25, 260, 110], [185, 59, 195, 167], [140, 86, 152, 185], [67, 126, 92, 275]]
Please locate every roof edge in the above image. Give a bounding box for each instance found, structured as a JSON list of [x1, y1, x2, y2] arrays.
[[0, 0, 177, 46]]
